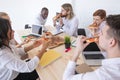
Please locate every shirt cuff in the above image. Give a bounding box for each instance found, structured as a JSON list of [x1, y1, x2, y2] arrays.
[[21, 47, 26, 54], [67, 61, 76, 69], [33, 56, 40, 63], [30, 56, 40, 68], [68, 61, 76, 66], [17, 47, 26, 55]]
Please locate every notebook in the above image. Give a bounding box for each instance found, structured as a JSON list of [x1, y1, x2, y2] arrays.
[[39, 50, 61, 67], [75, 63, 93, 73], [27, 25, 43, 37], [82, 42, 105, 66]]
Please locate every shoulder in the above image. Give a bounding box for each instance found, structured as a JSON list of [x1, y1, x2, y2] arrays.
[[99, 21, 106, 29], [71, 16, 79, 21], [0, 46, 12, 57], [70, 16, 79, 24], [36, 14, 41, 19], [101, 21, 106, 25]]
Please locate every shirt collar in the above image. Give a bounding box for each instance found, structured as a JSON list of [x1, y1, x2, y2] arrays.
[[102, 58, 120, 65]]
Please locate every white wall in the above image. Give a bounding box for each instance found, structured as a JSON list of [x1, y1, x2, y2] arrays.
[[73, 0, 120, 28], [0, 0, 72, 30], [0, 0, 120, 30]]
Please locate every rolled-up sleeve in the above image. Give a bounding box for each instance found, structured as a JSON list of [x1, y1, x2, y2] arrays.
[[2, 50, 40, 72], [16, 47, 26, 56]]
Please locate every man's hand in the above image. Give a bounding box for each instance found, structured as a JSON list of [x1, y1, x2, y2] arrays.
[[71, 36, 90, 62]]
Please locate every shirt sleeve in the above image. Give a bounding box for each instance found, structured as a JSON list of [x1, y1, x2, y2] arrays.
[[63, 61, 98, 80], [68, 17, 79, 36], [55, 22, 62, 31], [16, 47, 26, 56], [1, 50, 40, 73]]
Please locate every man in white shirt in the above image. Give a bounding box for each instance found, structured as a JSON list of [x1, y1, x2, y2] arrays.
[[63, 14, 120, 80], [35, 7, 49, 26], [53, 3, 79, 37]]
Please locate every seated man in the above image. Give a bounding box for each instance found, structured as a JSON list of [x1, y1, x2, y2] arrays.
[[53, 3, 79, 37], [35, 7, 49, 25], [63, 14, 120, 80]]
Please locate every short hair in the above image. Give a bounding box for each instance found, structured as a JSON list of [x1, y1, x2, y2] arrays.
[[62, 3, 74, 19], [93, 9, 106, 19], [106, 14, 120, 47], [41, 7, 48, 12]]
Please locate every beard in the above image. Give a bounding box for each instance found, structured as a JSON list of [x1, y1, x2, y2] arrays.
[[61, 14, 67, 17]]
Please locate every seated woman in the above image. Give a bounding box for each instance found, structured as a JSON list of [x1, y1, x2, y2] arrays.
[[0, 12, 35, 48], [88, 9, 106, 37], [0, 18, 50, 80]]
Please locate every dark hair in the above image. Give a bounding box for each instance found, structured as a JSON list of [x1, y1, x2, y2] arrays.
[[0, 18, 11, 48], [93, 9, 106, 19], [41, 7, 49, 12], [106, 15, 120, 47]]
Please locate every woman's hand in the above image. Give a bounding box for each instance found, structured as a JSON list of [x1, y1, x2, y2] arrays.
[[37, 38, 51, 59], [32, 38, 43, 48], [59, 17, 64, 27]]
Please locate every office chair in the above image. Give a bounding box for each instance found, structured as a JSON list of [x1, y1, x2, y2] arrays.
[[77, 28, 86, 36]]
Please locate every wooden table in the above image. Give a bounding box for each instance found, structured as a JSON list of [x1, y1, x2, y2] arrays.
[[17, 29, 97, 80]]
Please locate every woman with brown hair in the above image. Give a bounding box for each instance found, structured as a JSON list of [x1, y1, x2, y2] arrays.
[[0, 18, 50, 80], [88, 9, 106, 36]]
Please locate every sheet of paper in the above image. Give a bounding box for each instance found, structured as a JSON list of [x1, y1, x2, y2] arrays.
[[39, 50, 61, 67], [76, 63, 93, 73]]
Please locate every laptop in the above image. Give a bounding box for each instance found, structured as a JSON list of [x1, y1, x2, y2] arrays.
[[50, 28, 63, 36], [82, 42, 105, 66], [72, 28, 86, 47], [27, 25, 43, 38]]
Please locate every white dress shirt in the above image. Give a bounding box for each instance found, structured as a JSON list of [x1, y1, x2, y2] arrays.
[[56, 16, 79, 37], [97, 21, 106, 33], [63, 58, 120, 80], [35, 14, 47, 26], [0, 45, 39, 80]]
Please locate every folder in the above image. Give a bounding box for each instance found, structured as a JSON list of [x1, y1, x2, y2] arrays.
[[75, 63, 93, 73], [39, 50, 61, 67]]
